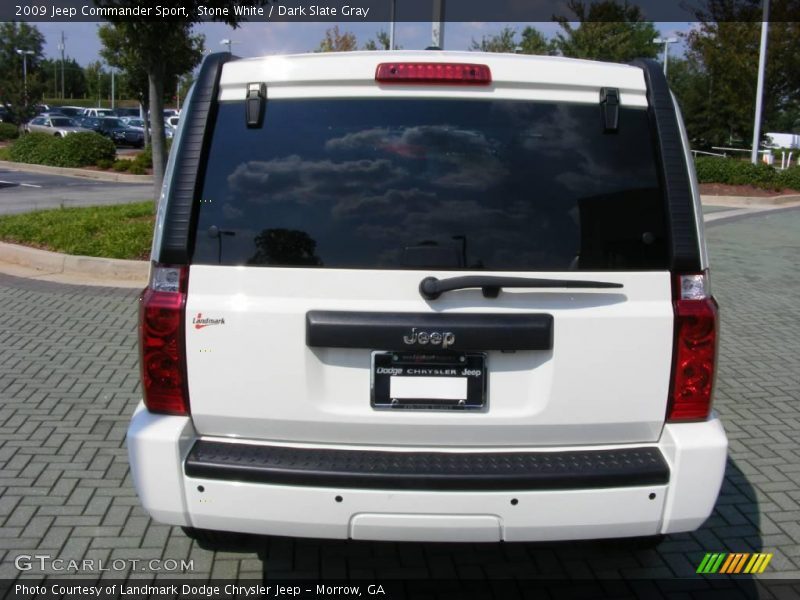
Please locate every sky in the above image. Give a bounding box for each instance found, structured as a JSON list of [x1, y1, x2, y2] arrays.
[[33, 20, 693, 66]]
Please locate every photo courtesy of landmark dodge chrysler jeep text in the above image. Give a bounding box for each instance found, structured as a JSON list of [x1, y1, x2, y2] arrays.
[[127, 50, 726, 544]]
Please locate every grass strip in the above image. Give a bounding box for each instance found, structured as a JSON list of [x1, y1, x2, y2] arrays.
[[0, 201, 154, 260]]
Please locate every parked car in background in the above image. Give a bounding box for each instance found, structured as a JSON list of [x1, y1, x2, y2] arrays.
[[52, 106, 85, 118], [121, 117, 174, 140], [33, 110, 66, 119], [94, 117, 144, 147], [0, 106, 9, 122], [116, 107, 141, 118], [165, 115, 180, 129], [81, 108, 116, 118], [24, 115, 91, 137]]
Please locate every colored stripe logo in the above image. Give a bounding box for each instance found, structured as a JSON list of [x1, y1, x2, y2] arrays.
[[696, 552, 773, 574]]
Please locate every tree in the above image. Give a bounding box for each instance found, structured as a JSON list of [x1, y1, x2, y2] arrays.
[[470, 26, 552, 55], [363, 30, 393, 51], [553, 0, 660, 62], [94, 0, 260, 200], [316, 26, 358, 52], [84, 61, 112, 106], [40, 57, 87, 100], [678, 5, 800, 147], [0, 22, 46, 121], [94, 17, 205, 199]]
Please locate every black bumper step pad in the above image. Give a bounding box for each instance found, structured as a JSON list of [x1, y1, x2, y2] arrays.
[[185, 440, 669, 491]]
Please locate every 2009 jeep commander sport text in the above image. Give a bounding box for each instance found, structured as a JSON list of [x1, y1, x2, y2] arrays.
[[127, 50, 727, 543]]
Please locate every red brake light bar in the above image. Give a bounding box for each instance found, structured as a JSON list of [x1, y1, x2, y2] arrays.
[[376, 63, 492, 85]]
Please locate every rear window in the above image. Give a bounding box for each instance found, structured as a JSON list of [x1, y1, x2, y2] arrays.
[[193, 99, 668, 271]]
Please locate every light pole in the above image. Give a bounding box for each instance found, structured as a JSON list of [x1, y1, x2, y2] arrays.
[[432, 0, 445, 49], [751, 0, 770, 165], [220, 38, 240, 54], [653, 37, 678, 76], [58, 32, 66, 99], [15, 49, 35, 105], [389, 0, 396, 50]]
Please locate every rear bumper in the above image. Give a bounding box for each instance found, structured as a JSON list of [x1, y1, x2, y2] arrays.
[[127, 403, 727, 542]]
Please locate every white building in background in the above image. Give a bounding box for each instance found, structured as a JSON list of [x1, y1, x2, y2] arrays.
[[765, 132, 800, 148]]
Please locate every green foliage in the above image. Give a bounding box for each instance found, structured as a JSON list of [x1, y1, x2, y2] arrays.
[[134, 140, 171, 170], [0, 22, 46, 120], [363, 30, 394, 51], [778, 166, 800, 191], [0, 123, 20, 141], [470, 26, 552, 55], [316, 26, 358, 52], [56, 132, 116, 167], [694, 157, 800, 191], [40, 57, 87, 99], [112, 159, 131, 172], [553, 0, 660, 62], [0, 147, 11, 161], [134, 146, 153, 169], [127, 163, 146, 175], [96, 158, 114, 170], [8, 131, 115, 167], [8, 133, 59, 164], [0, 201, 154, 260], [680, 14, 800, 147]]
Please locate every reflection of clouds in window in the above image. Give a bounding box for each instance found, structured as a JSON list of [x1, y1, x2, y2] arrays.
[[222, 203, 243, 220], [226, 156, 405, 205], [332, 188, 435, 221], [327, 125, 507, 191]]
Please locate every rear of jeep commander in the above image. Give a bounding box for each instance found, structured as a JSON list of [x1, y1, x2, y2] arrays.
[[127, 51, 726, 543]]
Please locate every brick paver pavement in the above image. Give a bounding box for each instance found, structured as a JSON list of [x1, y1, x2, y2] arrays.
[[0, 208, 798, 585]]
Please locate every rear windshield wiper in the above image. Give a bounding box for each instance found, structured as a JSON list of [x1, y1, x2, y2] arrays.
[[419, 275, 623, 300]]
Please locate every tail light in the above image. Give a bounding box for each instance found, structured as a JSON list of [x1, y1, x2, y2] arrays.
[[375, 62, 492, 85], [138, 264, 190, 415], [667, 273, 719, 422]]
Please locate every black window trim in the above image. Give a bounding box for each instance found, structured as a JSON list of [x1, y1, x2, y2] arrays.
[[631, 58, 702, 273]]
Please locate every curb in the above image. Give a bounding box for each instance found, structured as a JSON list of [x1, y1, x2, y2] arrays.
[[0, 160, 153, 184], [700, 193, 800, 207], [0, 241, 148, 285]]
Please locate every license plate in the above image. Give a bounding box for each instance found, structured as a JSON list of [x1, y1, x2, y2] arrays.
[[371, 351, 487, 411]]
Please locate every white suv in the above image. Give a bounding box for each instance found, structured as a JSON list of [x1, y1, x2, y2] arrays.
[[127, 50, 726, 544]]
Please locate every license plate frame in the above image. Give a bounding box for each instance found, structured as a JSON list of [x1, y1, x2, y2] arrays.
[[371, 351, 487, 411]]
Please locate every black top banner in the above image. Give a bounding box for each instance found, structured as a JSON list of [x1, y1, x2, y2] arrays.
[[4, 0, 800, 23]]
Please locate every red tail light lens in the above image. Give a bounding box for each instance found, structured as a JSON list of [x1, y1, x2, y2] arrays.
[[139, 265, 190, 416], [376, 62, 492, 85], [668, 273, 719, 422]]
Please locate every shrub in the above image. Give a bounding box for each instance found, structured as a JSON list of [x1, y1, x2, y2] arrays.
[[0, 122, 19, 141], [134, 145, 153, 169], [112, 160, 131, 172], [694, 156, 782, 190], [127, 163, 146, 175], [95, 158, 114, 170], [777, 166, 800, 191], [7, 131, 115, 168], [55, 132, 116, 167], [8, 133, 60, 164], [134, 139, 172, 171], [0, 147, 9, 161]]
